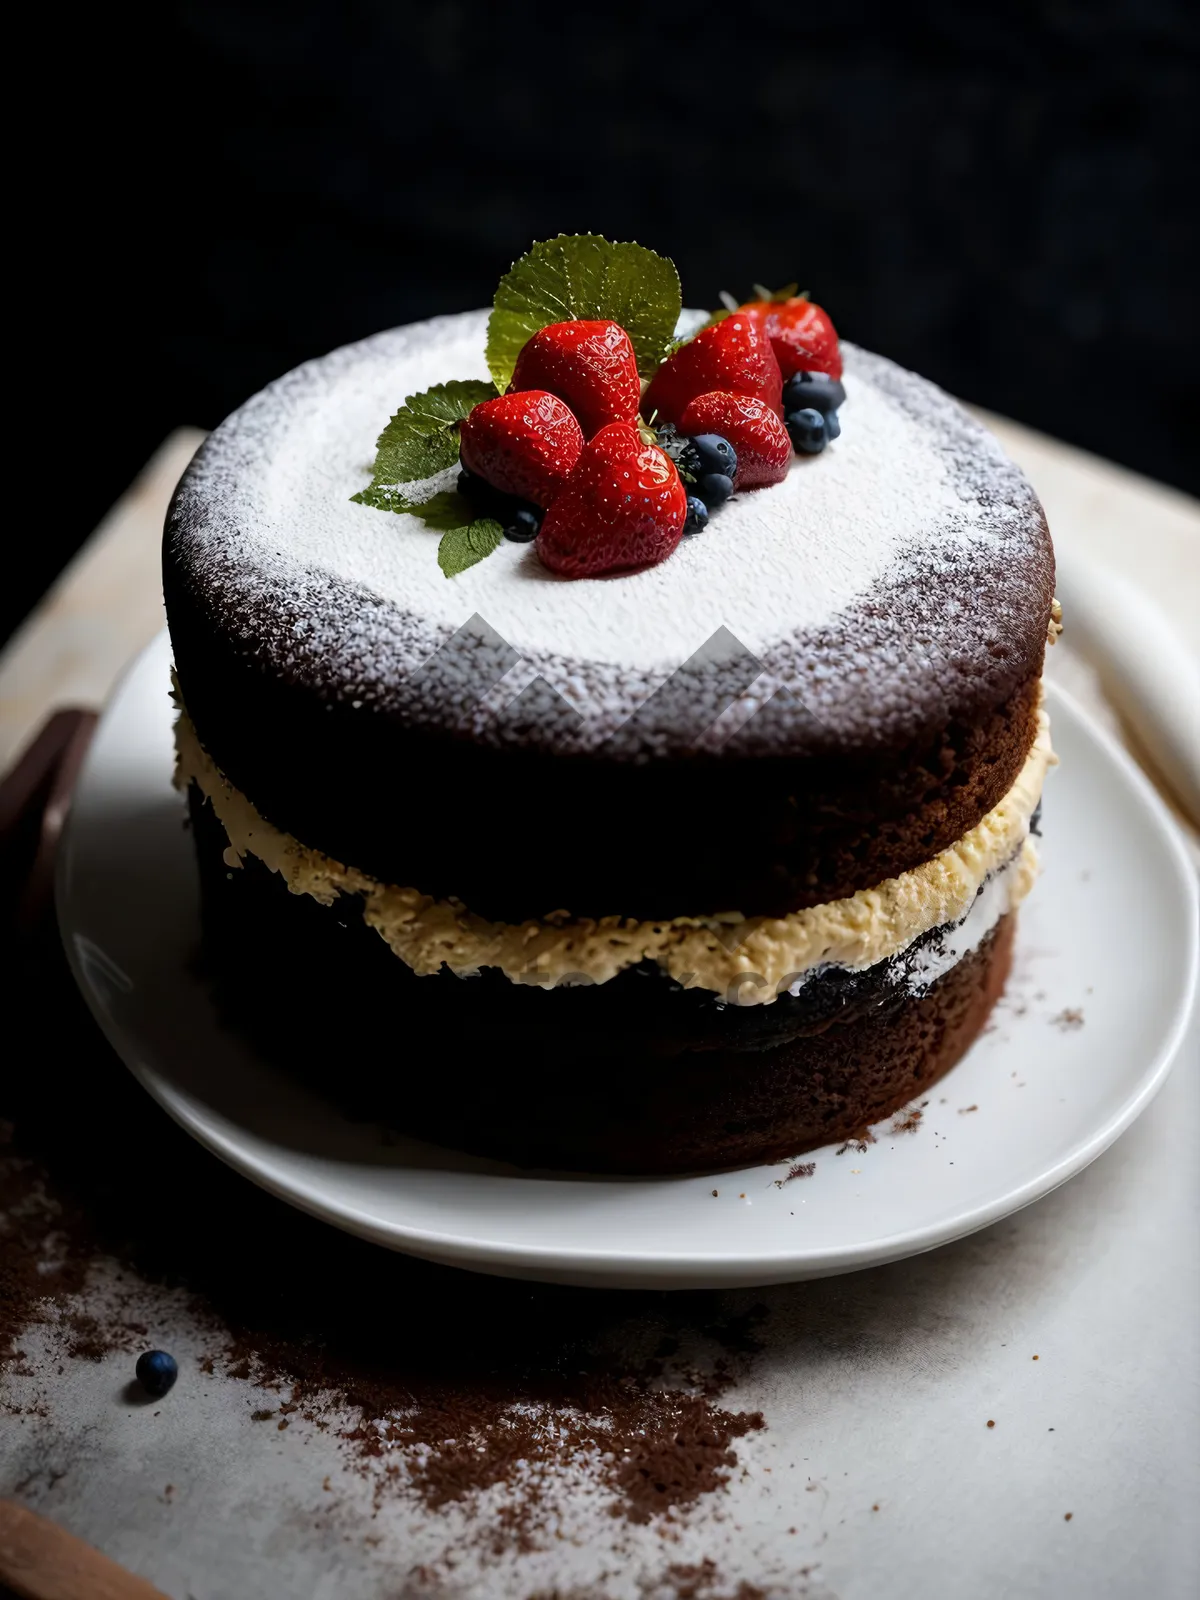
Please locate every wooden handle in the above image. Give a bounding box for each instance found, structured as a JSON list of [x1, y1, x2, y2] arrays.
[[0, 1501, 171, 1600], [0, 708, 98, 932]]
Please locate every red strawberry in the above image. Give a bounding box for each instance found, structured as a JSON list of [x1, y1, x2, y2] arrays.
[[509, 320, 641, 438], [459, 390, 583, 508], [642, 310, 783, 426], [741, 295, 842, 380], [536, 422, 688, 578], [678, 391, 792, 488]]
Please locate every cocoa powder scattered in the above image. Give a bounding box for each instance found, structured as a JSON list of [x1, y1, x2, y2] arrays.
[[1051, 1007, 1085, 1031], [650, 1561, 769, 1600], [528, 1557, 778, 1598], [1, 940, 768, 1562]]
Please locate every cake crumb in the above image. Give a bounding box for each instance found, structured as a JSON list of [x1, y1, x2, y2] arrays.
[[890, 1107, 923, 1134], [836, 1129, 876, 1155], [773, 1163, 816, 1188], [1052, 1007, 1085, 1030], [958, 1104, 978, 1114], [987, 1420, 995, 1429], [1064, 1512, 1073, 1522]]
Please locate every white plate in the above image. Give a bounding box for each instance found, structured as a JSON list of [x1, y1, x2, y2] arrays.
[[58, 633, 1197, 1289]]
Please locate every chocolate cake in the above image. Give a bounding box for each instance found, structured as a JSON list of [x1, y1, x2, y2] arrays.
[[164, 264, 1056, 1174]]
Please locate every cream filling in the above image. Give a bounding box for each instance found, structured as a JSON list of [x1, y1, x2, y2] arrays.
[[174, 698, 1052, 1006], [896, 844, 1028, 998]]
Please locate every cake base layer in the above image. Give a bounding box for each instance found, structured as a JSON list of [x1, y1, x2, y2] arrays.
[[191, 789, 1013, 1174]]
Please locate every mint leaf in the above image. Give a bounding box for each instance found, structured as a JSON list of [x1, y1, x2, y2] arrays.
[[437, 516, 504, 577], [487, 235, 681, 389], [410, 491, 483, 531], [352, 378, 497, 512], [350, 481, 422, 513], [396, 490, 505, 578], [591, 244, 681, 375]]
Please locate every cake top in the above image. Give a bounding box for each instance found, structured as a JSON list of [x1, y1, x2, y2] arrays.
[[167, 242, 1053, 758]]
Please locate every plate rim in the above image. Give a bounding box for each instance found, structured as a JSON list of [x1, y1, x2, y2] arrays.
[[57, 633, 1200, 1283]]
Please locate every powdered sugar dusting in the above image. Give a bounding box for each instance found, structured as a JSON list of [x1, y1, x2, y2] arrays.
[[167, 311, 1053, 755]]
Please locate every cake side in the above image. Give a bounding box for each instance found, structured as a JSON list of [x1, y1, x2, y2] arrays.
[[164, 315, 1054, 921], [188, 782, 1019, 1174], [174, 698, 1047, 1002]]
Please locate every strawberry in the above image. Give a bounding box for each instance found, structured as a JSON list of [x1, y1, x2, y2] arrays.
[[741, 295, 842, 380], [458, 390, 584, 508], [536, 422, 688, 578], [678, 391, 792, 489], [509, 320, 641, 438], [641, 310, 783, 427]]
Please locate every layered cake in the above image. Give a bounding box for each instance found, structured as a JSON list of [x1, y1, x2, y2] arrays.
[[165, 237, 1056, 1174]]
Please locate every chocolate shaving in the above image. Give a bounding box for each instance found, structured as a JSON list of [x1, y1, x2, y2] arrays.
[[773, 1162, 816, 1188]]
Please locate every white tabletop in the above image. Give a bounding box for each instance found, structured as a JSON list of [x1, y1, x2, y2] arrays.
[[0, 418, 1197, 1600]]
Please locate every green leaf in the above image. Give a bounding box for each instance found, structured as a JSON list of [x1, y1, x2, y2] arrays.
[[395, 490, 505, 578], [350, 482, 419, 513], [408, 491, 481, 531], [592, 244, 681, 375], [351, 378, 497, 511], [486, 235, 681, 389], [436, 518, 504, 578]]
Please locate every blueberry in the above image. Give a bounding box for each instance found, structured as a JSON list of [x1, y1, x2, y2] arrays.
[[824, 407, 841, 441], [504, 506, 541, 543], [697, 472, 734, 509], [782, 371, 845, 415], [458, 466, 513, 517], [689, 433, 738, 481], [786, 408, 827, 455], [136, 1350, 178, 1398], [673, 441, 701, 483], [683, 496, 709, 535]]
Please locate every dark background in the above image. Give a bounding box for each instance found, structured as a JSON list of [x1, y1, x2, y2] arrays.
[[17, 0, 1198, 647]]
